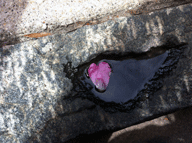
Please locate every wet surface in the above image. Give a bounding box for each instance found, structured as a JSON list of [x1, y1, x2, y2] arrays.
[[63, 44, 186, 113], [83, 53, 168, 103]]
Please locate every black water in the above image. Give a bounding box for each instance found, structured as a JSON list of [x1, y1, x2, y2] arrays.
[[82, 52, 168, 103], [64, 44, 186, 112]]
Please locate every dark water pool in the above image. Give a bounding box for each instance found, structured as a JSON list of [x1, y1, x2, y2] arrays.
[[64, 44, 186, 112], [82, 52, 168, 103]]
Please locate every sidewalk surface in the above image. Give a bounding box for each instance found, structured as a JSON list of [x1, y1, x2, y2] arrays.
[[1, 0, 191, 46]]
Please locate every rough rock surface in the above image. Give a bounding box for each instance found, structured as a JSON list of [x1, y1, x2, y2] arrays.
[[1, 0, 192, 47], [0, 3, 192, 143]]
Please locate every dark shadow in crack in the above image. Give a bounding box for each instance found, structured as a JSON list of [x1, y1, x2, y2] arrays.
[[65, 106, 192, 143]]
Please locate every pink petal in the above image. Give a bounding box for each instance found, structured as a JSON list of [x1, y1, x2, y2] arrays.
[[88, 62, 111, 91]]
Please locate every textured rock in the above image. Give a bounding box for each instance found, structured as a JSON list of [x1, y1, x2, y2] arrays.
[[0, 3, 192, 143], [0, 0, 192, 47]]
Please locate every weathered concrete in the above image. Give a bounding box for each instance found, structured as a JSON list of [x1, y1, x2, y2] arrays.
[[0, 3, 192, 143], [0, 0, 192, 47]]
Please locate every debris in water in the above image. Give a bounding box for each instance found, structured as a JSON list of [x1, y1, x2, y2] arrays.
[[88, 62, 111, 92]]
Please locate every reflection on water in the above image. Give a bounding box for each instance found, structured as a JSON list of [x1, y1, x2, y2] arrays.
[[82, 51, 168, 103], [64, 44, 186, 112]]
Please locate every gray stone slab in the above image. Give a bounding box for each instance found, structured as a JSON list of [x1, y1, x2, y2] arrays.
[[1, 0, 192, 47], [0, 3, 192, 143]]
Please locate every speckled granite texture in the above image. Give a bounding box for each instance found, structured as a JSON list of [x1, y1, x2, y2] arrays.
[[0, 3, 192, 143], [0, 0, 192, 46]]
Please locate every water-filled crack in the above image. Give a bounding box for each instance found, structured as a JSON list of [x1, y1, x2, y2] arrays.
[[64, 43, 187, 113]]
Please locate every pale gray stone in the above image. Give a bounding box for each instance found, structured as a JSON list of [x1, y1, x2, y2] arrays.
[[0, 3, 192, 143]]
